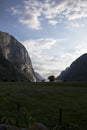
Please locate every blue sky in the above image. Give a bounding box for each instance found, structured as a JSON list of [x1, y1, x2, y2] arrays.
[[0, 0, 87, 78]]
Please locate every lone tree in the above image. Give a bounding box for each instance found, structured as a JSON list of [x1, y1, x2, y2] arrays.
[[48, 75, 55, 82]]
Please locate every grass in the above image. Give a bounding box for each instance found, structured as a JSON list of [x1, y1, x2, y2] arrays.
[[0, 82, 87, 129]]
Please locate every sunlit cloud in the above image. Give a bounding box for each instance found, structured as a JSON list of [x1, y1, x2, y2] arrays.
[[23, 38, 57, 53]]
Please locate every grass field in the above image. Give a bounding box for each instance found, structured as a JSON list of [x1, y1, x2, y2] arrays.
[[0, 82, 87, 129]]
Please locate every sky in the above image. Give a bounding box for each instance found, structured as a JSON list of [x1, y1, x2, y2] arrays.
[[0, 0, 87, 78]]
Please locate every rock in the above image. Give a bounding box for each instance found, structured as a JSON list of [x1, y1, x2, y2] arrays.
[[28, 123, 48, 130], [0, 124, 7, 130]]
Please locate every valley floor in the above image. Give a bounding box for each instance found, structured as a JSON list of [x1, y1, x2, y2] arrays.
[[0, 82, 87, 129]]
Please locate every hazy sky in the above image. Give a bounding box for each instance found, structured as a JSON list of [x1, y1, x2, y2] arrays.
[[0, 0, 87, 78]]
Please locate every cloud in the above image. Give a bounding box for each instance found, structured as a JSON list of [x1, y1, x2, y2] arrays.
[[10, 6, 21, 15], [23, 38, 57, 54], [23, 38, 57, 67], [11, 0, 42, 29], [46, 0, 87, 21], [74, 43, 87, 56], [48, 20, 58, 25], [65, 1, 87, 20], [23, 38, 66, 59], [43, 0, 68, 19], [20, 0, 42, 29], [10, 0, 87, 29], [19, 15, 41, 30], [70, 22, 84, 28]]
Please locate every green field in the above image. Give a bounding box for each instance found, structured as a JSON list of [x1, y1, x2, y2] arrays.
[[0, 82, 87, 129]]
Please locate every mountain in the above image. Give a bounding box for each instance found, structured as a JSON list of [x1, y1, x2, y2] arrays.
[[56, 53, 87, 81], [35, 72, 44, 82], [0, 48, 30, 81], [0, 31, 36, 81]]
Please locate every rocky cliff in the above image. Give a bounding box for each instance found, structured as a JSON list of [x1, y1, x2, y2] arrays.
[[0, 49, 30, 81], [0, 31, 36, 81]]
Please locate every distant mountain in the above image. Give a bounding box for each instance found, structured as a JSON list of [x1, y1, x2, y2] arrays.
[[56, 53, 87, 81], [0, 31, 37, 81], [35, 72, 44, 82]]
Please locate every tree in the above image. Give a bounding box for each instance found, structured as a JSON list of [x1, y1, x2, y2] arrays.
[[48, 75, 55, 82]]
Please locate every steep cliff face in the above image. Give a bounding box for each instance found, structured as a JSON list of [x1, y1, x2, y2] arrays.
[[0, 49, 29, 81], [0, 31, 36, 81]]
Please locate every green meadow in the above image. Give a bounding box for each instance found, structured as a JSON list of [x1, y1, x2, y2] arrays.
[[0, 82, 87, 129]]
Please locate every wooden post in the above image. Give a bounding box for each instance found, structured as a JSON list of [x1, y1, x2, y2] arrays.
[[59, 108, 62, 129], [16, 103, 21, 127]]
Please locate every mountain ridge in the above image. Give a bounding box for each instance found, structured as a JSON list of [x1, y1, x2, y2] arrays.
[[57, 53, 87, 81]]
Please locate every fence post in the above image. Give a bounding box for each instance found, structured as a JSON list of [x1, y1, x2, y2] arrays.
[[16, 103, 21, 127], [59, 108, 62, 129]]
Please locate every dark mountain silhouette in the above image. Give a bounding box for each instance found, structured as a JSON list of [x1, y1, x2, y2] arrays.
[[0, 31, 37, 81], [56, 53, 87, 81]]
